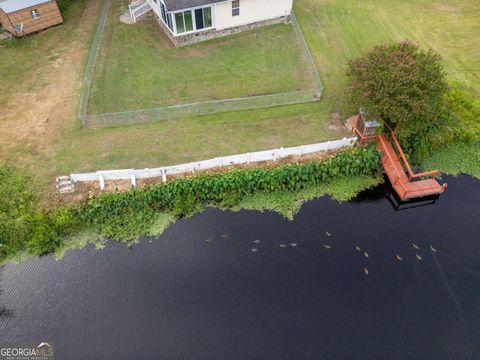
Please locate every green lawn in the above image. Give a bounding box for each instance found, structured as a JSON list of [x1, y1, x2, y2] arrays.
[[295, 0, 480, 110], [88, 0, 316, 113], [54, 103, 346, 174], [1, 0, 479, 198]]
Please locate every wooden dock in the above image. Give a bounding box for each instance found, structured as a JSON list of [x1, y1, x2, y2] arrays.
[[377, 133, 447, 201]]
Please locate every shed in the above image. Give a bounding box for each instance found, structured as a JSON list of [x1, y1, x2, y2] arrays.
[[0, 0, 63, 37]]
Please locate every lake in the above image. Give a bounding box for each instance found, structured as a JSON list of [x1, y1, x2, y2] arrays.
[[0, 175, 479, 359]]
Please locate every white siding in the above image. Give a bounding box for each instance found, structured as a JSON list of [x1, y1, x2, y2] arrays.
[[214, 0, 292, 30], [146, 0, 160, 17]]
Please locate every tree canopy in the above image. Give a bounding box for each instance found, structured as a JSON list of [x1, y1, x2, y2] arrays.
[[346, 40, 448, 128]]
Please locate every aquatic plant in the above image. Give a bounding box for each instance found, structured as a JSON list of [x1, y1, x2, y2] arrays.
[[80, 146, 381, 239], [0, 146, 381, 263]]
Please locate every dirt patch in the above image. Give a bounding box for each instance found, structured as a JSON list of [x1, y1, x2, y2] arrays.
[[0, 0, 102, 201], [328, 111, 345, 131], [345, 115, 359, 132]]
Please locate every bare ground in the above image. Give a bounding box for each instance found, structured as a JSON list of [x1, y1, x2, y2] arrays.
[[0, 0, 102, 200]]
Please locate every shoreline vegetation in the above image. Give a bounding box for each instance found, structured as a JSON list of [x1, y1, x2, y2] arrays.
[[1, 0, 479, 266], [1, 147, 381, 265]]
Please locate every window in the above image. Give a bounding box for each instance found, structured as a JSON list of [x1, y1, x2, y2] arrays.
[[31, 9, 40, 19], [174, 7, 212, 34], [175, 12, 185, 33], [160, 3, 167, 23], [194, 8, 204, 29], [166, 13, 173, 30], [184, 11, 193, 32], [232, 0, 239, 16], [174, 10, 194, 34], [203, 7, 212, 27]]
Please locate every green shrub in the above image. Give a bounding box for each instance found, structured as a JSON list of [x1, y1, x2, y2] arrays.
[[28, 214, 61, 256], [1, 147, 382, 261], [398, 87, 480, 162], [95, 207, 156, 242], [347, 41, 448, 129], [0, 164, 79, 261], [80, 147, 381, 238], [444, 87, 480, 142], [0, 165, 38, 257], [172, 192, 202, 218]]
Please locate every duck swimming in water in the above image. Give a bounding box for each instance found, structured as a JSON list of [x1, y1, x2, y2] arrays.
[[326, 231, 332, 237], [396, 255, 403, 261], [430, 245, 438, 252], [253, 240, 260, 244], [290, 243, 298, 247], [323, 244, 331, 249], [415, 253, 423, 261], [355, 246, 362, 252], [279, 244, 287, 248], [363, 268, 369, 275], [412, 243, 420, 250], [364, 251, 369, 258], [251, 248, 258, 253]]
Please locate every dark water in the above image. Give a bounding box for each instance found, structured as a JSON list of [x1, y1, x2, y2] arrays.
[[1, 175, 479, 360]]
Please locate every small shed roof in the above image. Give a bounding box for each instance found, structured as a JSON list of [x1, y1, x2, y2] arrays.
[[163, 0, 226, 12], [0, 0, 51, 14]]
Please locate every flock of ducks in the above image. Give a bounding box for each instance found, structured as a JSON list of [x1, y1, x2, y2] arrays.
[[207, 231, 440, 276], [356, 240, 439, 275]]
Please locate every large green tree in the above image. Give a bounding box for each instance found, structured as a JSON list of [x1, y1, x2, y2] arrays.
[[346, 40, 448, 129]]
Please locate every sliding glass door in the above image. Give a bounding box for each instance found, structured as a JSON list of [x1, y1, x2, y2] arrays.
[[174, 6, 213, 34]]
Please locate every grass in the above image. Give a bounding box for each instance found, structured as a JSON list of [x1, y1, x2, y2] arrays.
[[295, 0, 480, 109], [0, 0, 479, 200], [88, 0, 316, 113], [0, 0, 86, 107], [53, 102, 346, 174]]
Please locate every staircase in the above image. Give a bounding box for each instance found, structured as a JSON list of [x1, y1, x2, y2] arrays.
[[56, 176, 75, 194], [129, 0, 152, 22]]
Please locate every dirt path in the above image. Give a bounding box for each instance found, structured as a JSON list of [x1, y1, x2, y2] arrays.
[[0, 0, 101, 191]]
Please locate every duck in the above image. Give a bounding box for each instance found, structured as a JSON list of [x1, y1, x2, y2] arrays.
[[415, 253, 423, 261], [396, 255, 403, 261], [412, 243, 420, 250], [251, 248, 258, 253], [355, 245, 362, 252], [253, 240, 261, 244], [290, 243, 298, 247], [326, 231, 332, 237], [430, 245, 438, 252], [363, 268, 369, 275], [279, 244, 287, 248], [221, 233, 229, 239], [323, 244, 331, 249], [364, 251, 369, 258]]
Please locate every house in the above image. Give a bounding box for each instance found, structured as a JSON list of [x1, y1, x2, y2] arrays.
[[0, 0, 63, 37], [133, 0, 293, 46]]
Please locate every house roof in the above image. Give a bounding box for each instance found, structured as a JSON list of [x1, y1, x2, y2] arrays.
[[163, 0, 226, 12], [0, 0, 51, 14]]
